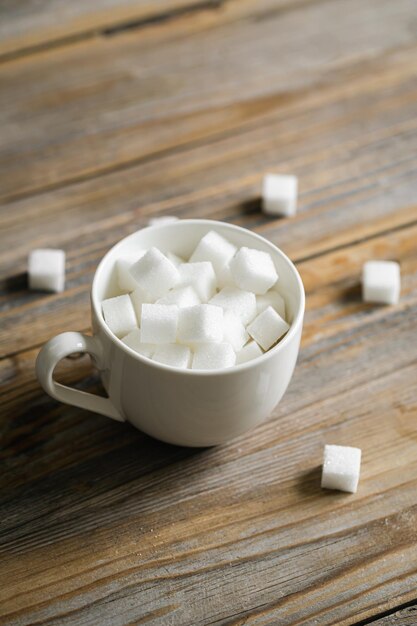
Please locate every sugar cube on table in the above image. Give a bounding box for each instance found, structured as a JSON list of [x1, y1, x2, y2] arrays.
[[247, 306, 290, 351], [190, 231, 237, 277], [223, 311, 249, 352], [230, 247, 278, 295], [102, 294, 137, 338], [209, 286, 257, 325], [147, 216, 179, 226], [28, 248, 65, 293], [177, 304, 223, 345], [192, 343, 236, 370], [177, 262, 217, 302], [121, 328, 155, 358], [152, 344, 191, 369], [262, 173, 298, 217], [321, 444, 362, 493], [140, 304, 179, 344], [130, 287, 154, 323], [129, 247, 179, 299], [256, 290, 286, 319], [156, 286, 200, 308], [362, 260, 400, 305], [235, 340, 263, 364]]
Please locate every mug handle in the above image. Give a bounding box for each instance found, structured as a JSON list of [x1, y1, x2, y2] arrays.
[[36, 331, 124, 422]]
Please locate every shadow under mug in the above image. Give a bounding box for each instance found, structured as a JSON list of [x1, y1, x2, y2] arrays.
[[36, 220, 305, 447]]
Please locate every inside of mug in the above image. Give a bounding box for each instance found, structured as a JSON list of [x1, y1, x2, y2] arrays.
[[93, 220, 304, 328]]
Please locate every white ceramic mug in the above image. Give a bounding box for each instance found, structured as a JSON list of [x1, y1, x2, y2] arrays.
[[36, 220, 305, 447]]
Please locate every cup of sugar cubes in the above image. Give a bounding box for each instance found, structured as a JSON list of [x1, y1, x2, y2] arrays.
[[36, 220, 305, 446]]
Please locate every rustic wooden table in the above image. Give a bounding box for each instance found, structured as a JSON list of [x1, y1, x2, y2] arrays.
[[1, 1, 417, 624]]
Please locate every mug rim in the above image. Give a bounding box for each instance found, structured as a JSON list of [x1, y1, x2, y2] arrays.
[[92, 219, 305, 376]]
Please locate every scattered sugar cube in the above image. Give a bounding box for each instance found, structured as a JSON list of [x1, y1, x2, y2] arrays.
[[148, 216, 179, 226], [102, 294, 137, 338], [190, 231, 237, 278], [321, 444, 362, 493], [156, 286, 200, 308], [121, 328, 155, 358], [152, 344, 191, 369], [177, 262, 217, 302], [223, 311, 249, 352], [256, 290, 286, 319], [140, 304, 179, 344], [247, 306, 290, 351], [177, 304, 223, 345], [166, 251, 185, 267], [130, 287, 154, 323], [129, 247, 179, 299], [28, 249, 65, 293], [262, 173, 298, 217], [210, 286, 257, 324], [192, 343, 236, 370], [230, 247, 278, 295], [362, 260, 400, 305], [236, 341, 263, 364]]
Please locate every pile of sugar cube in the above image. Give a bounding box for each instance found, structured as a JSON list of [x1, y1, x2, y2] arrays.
[[101, 230, 290, 370]]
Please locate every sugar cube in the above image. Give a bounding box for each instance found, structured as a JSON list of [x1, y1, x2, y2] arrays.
[[102, 294, 137, 338], [247, 306, 289, 351], [217, 262, 235, 289], [166, 251, 185, 267], [130, 287, 154, 323], [140, 304, 179, 344], [256, 290, 286, 319], [223, 311, 249, 352], [116, 252, 146, 292], [121, 328, 155, 358], [192, 343, 236, 370], [177, 262, 217, 302], [177, 304, 223, 345], [230, 247, 278, 295], [209, 286, 257, 324], [321, 444, 362, 493], [148, 216, 179, 226], [156, 286, 200, 308], [190, 231, 237, 277], [28, 248, 65, 293], [129, 247, 179, 299], [362, 260, 400, 305], [262, 173, 298, 217], [235, 341, 263, 364], [152, 344, 191, 369]]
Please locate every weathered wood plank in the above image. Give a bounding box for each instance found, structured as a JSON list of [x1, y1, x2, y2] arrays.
[[364, 603, 417, 625], [0, 271, 416, 624], [1, 0, 417, 201]]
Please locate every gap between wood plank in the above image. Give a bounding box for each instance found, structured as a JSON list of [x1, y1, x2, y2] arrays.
[[352, 598, 417, 625]]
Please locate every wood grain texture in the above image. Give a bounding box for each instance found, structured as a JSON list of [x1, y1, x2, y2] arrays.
[[1, 0, 417, 624]]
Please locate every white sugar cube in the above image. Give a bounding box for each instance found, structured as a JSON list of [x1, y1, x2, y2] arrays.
[[116, 251, 146, 292], [140, 304, 179, 344], [192, 343, 236, 370], [362, 260, 400, 305], [102, 294, 137, 338], [156, 286, 200, 308], [247, 306, 289, 351], [223, 311, 249, 352], [152, 344, 191, 369], [129, 247, 179, 299], [190, 231, 237, 278], [166, 251, 185, 267], [148, 216, 179, 226], [262, 173, 298, 216], [177, 304, 223, 345], [321, 444, 362, 493], [217, 263, 235, 289], [209, 286, 257, 324], [121, 328, 155, 358], [256, 290, 286, 319], [230, 247, 278, 295], [235, 341, 263, 364], [177, 262, 217, 302], [130, 287, 154, 323], [28, 249, 65, 293]]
